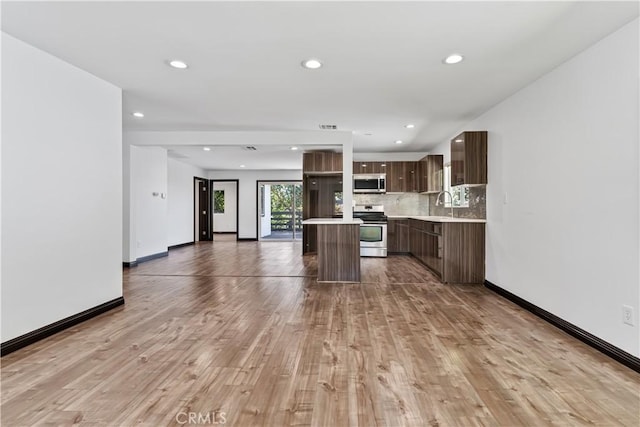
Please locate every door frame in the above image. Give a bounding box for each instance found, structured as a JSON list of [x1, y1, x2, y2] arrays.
[[210, 179, 240, 241], [256, 180, 303, 241]]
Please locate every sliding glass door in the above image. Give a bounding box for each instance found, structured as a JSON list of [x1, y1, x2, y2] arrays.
[[258, 181, 303, 241]]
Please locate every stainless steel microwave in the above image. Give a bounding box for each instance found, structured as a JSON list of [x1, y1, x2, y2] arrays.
[[353, 174, 386, 193]]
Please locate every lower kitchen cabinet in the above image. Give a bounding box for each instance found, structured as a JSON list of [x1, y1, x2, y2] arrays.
[[409, 220, 484, 284], [388, 219, 409, 253]]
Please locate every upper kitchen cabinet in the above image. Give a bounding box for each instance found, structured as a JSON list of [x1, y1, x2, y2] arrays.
[[303, 152, 343, 174], [417, 154, 444, 193], [387, 162, 417, 193], [353, 161, 386, 174], [450, 131, 487, 185]]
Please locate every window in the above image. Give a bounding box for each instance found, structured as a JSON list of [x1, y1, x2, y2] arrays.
[[214, 190, 225, 213], [334, 191, 343, 214], [443, 164, 469, 208]]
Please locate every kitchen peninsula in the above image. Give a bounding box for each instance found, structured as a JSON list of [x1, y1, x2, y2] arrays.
[[302, 218, 362, 282]]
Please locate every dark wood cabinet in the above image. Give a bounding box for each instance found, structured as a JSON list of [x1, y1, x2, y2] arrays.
[[386, 162, 401, 192], [417, 155, 444, 193], [422, 227, 442, 276], [387, 162, 417, 193], [388, 219, 409, 253], [405, 162, 417, 192], [408, 219, 485, 283], [396, 223, 409, 253], [353, 161, 385, 174], [451, 131, 487, 186], [302, 174, 343, 254], [303, 152, 343, 174], [442, 222, 485, 284], [408, 219, 423, 260]]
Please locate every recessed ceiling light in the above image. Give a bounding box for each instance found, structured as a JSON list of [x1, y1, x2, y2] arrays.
[[405, 124, 415, 129], [395, 140, 403, 144], [132, 112, 144, 118], [168, 60, 188, 69], [302, 58, 323, 69], [455, 139, 463, 143], [381, 164, 386, 167], [240, 164, 246, 168], [443, 54, 464, 65], [290, 146, 298, 151], [203, 147, 211, 151]]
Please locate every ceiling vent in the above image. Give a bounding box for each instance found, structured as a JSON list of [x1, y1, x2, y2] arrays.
[[319, 124, 337, 130], [243, 146, 257, 151]]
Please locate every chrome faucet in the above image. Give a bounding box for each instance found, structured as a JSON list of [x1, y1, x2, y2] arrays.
[[435, 191, 454, 218]]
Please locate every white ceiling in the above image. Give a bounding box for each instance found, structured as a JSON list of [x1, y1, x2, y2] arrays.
[[166, 144, 340, 171], [2, 1, 638, 170]]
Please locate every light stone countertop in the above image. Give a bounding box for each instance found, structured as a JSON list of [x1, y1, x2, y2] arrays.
[[302, 218, 364, 225], [387, 215, 486, 223]]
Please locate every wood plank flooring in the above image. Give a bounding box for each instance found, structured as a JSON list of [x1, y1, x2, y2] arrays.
[[2, 241, 639, 426]]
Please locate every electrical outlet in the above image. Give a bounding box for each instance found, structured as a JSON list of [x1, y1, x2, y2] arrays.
[[622, 305, 634, 326]]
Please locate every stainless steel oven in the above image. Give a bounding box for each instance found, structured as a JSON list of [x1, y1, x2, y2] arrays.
[[359, 223, 387, 257], [354, 205, 388, 257]]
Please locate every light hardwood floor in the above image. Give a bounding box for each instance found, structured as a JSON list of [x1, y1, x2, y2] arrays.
[[2, 241, 639, 426]]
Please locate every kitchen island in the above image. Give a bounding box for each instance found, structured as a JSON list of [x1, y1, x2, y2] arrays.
[[302, 218, 363, 282]]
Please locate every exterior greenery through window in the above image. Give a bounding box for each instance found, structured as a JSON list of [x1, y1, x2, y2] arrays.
[[214, 190, 225, 213], [443, 164, 469, 207], [268, 184, 303, 234], [334, 191, 343, 213]]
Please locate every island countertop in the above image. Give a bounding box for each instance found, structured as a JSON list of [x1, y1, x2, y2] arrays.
[[386, 215, 486, 223], [302, 218, 363, 225]]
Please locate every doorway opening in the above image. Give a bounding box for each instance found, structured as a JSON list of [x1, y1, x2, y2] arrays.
[[258, 181, 303, 241], [211, 180, 239, 241]]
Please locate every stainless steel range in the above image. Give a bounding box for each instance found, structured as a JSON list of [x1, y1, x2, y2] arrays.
[[353, 205, 387, 257]]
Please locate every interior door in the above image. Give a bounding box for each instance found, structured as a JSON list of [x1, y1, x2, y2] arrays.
[[198, 179, 211, 240]]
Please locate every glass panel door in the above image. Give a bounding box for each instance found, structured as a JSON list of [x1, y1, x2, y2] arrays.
[[258, 181, 303, 241]]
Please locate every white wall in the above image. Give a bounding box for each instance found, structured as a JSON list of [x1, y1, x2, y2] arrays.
[[168, 158, 205, 246], [212, 181, 238, 233], [208, 170, 302, 238], [1, 33, 122, 342], [432, 19, 640, 356], [122, 142, 136, 262], [131, 146, 168, 258]]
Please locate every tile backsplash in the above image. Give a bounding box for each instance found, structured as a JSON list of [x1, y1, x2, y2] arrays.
[[428, 186, 486, 219], [353, 193, 429, 216]]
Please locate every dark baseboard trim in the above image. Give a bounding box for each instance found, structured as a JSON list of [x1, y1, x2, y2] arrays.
[[213, 232, 237, 234], [237, 238, 258, 241], [168, 242, 195, 250], [484, 280, 640, 374], [137, 251, 169, 263], [1, 297, 125, 356], [123, 251, 169, 268]]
